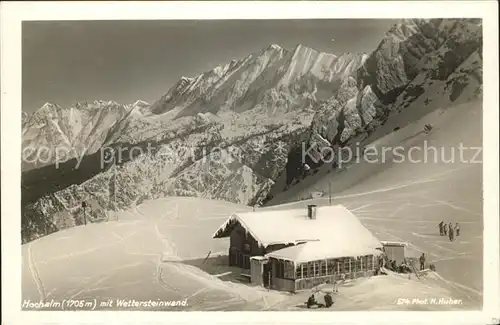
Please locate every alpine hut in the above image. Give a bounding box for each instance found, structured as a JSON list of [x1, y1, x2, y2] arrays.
[[212, 204, 383, 292]]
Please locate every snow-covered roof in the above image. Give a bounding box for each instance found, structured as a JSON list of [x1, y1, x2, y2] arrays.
[[380, 240, 409, 247], [213, 205, 382, 262], [266, 241, 382, 264]]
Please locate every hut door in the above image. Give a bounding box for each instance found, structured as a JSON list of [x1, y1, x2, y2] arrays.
[[263, 263, 271, 287], [229, 248, 238, 266], [243, 254, 250, 270]]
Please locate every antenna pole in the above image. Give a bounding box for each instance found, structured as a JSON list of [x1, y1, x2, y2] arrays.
[[114, 151, 118, 221], [82, 201, 87, 225]]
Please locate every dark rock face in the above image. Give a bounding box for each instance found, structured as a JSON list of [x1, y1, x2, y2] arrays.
[[357, 19, 482, 104]]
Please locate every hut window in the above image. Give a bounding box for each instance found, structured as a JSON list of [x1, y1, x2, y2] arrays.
[[302, 263, 309, 278], [356, 257, 362, 271], [313, 261, 320, 277], [296, 265, 303, 279], [284, 261, 295, 279], [327, 260, 336, 275], [275, 260, 286, 278], [343, 259, 350, 274], [307, 262, 314, 278], [320, 260, 327, 276], [367, 255, 372, 270]]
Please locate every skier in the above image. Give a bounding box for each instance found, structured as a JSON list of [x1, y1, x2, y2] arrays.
[[443, 223, 448, 236], [419, 253, 426, 271], [455, 222, 460, 236], [438, 221, 444, 236]]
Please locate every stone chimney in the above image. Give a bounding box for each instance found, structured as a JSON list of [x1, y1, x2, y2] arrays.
[[307, 204, 317, 220]]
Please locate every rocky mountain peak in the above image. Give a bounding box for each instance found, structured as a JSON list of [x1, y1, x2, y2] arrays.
[[131, 100, 149, 107]]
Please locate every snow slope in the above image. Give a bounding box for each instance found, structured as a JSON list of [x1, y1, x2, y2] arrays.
[[22, 100, 148, 170], [22, 197, 478, 311], [266, 98, 483, 308]]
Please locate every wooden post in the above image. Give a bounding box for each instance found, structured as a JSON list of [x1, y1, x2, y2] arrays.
[[328, 182, 332, 205], [203, 250, 211, 264], [261, 261, 265, 286], [112, 157, 118, 221]]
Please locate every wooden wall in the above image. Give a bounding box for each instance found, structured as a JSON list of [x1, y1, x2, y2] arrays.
[[383, 245, 405, 264], [271, 278, 296, 292], [250, 258, 265, 286], [294, 270, 376, 291], [229, 223, 264, 268]]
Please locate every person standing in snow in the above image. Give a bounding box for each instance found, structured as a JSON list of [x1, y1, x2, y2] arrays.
[[443, 223, 448, 236], [455, 222, 460, 236], [419, 253, 426, 271], [449, 224, 454, 241], [438, 221, 444, 236]]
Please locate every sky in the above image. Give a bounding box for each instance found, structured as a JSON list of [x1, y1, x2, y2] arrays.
[[22, 19, 398, 113]]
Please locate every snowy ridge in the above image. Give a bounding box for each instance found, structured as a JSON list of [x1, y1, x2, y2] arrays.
[[296, 18, 483, 173], [149, 43, 366, 118], [22, 100, 138, 170]]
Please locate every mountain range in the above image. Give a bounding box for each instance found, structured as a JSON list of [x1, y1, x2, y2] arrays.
[[21, 18, 483, 243]]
